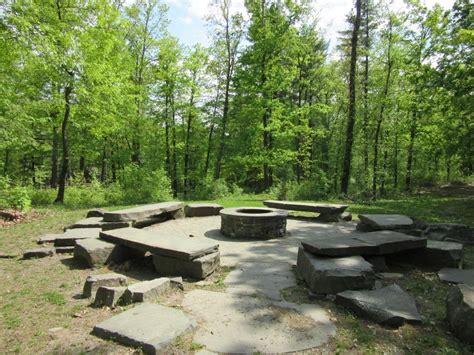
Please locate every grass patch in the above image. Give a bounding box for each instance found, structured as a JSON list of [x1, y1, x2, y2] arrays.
[[43, 291, 66, 306]]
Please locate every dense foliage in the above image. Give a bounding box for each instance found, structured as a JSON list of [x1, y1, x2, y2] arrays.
[[0, 0, 472, 208]]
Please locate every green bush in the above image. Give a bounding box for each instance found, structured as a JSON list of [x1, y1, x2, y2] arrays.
[[120, 165, 172, 204], [270, 172, 330, 201], [30, 188, 56, 206], [0, 177, 32, 210], [64, 180, 108, 207], [191, 178, 230, 200]]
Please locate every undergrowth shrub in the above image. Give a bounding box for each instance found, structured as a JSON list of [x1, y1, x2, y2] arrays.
[[119, 165, 172, 203], [190, 178, 230, 200], [0, 176, 31, 210]]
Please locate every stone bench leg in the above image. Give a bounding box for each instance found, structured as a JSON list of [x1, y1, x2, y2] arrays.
[[314, 213, 342, 223]]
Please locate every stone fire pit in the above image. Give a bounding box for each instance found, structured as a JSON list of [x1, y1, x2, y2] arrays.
[[220, 207, 288, 240]]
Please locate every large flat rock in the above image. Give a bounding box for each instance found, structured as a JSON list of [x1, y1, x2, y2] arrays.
[[297, 247, 375, 294], [446, 284, 474, 345], [100, 227, 219, 260], [93, 303, 196, 354], [54, 228, 101, 247], [438, 268, 474, 286], [358, 214, 414, 230], [302, 231, 426, 257], [423, 223, 473, 244], [103, 202, 185, 222], [153, 251, 220, 280], [182, 289, 335, 353], [67, 217, 131, 231], [184, 203, 223, 217], [336, 284, 422, 327], [263, 200, 348, 214]]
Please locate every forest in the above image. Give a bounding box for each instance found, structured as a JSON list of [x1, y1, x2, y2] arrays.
[[0, 0, 472, 208]]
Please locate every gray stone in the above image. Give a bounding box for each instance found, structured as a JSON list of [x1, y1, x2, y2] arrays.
[[363, 256, 389, 272], [74, 238, 144, 268], [86, 208, 106, 218], [296, 247, 375, 294], [376, 272, 404, 280], [103, 202, 185, 222], [438, 268, 474, 286], [224, 261, 296, 300], [100, 227, 219, 260], [423, 223, 473, 244], [263, 200, 348, 214], [93, 286, 126, 308], [37, 233, 61, 244], [184, 203, 223, 217], [387, 240, 463, 269], [446, 284, 474, 345], [122, 278, 171, 304], [341, 212, 353, 221], [336, 284, 422, 327], [55, 246, 74, 254], [301, 231, 426, 257], [54, 228, 101, 247], [170, 277, 184, 290], [83, 273, 128, 298], [23, 248, 55, 259], [66, 217, 131, 231], [358, 214, 414, 230], [153, 252, 220, 280], [220, 207, 288, 239], [92, 303, 196, 354], [182, 289, 336, 353]]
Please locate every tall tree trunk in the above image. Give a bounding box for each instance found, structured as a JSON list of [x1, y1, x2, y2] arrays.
[[50, 125, 59, 188], [55, 84, 73, 204], [340, 0, 362, 195], [214, 62, 231, 180], [3, 149, 10, 176], [393, 131, 399, 189], [204, 124, 215, 177], [184, 84, 196, 198], [164, 95, 171, 181], [362, 0, 370, 186], [405, 110, 417, 191], [171, 97, 178, 197], [100, 144, 107, 183]]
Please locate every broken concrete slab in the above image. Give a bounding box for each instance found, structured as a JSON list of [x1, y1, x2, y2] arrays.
[[423, 223, 473, 244], [74, 238, 144, 268], [23, 248, 55, 259], [37, 233, 62, 245], [92, 303, 196, 354], [296, 247, 375, 294], [100, 227, 219, 260], [182, 289, 336, 353], [358, 214, 414, 230], [153, 251, 220, 280], [54, 228, 101, 247], [387, 240, 463, 269], [94, 286, 126, 308], [224, 261, 296, 300], [438, 268, 474, 286], [86, 208, 106, 218], [83, 273, 128, 298], [446, 284, 474, 345], [103, 202, 185, 222], [184, 203, 223, 217], [336, 284, 422, 327], [122, 278, 171, 304], [302, 231, 426, 257], [66, 217, 131, 231]]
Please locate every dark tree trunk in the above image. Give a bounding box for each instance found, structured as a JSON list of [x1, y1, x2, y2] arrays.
[[362, 0, 370, 185], [183, 84, 196, 197], [204, 123, 214, 177], [405, 110, 417, 191], [50, 125, 59, 188], [214, 67, 231, 180], [55, 84, 73, 204], [340, 0, 362, 195], [100, 144, 107, 183], [31, 156, 36, 185], [3, 149, 10, 176], [164, 95, 171, 181], [393, 131, 399, 189], [171, 97, 178, 197]]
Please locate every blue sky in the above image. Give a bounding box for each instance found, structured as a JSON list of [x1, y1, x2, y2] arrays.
[[163, 0, 455, 52]]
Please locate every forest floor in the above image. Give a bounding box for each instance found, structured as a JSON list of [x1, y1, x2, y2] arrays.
[[0, 185, 473, 354]]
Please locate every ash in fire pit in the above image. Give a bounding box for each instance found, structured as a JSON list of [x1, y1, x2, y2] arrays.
[[220, 207, 288, 240]]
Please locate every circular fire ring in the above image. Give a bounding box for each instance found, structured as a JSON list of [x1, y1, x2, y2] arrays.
[[219, 207, 288, 240]]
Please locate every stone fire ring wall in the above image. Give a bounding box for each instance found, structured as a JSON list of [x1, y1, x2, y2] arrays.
[[220, 207, 288, 240]]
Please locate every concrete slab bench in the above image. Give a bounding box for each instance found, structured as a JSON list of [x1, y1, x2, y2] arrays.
[[263, 200, 348, 222], [103, 201, 185, 222]]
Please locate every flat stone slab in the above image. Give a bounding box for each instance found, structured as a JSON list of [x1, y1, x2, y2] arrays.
[[263, 200, 348, 214], [224, 261, 296, 300], [67, 217, 131, 231], [37, 233, 62, 244], [103, 202, 185, 222], [302, 231, 426, 257], [182, 289, 335, 353], [55, 246, 74, 254], [153, 251, 220, 280], [93, 303, 196, 353], [446, 284, 474, 345], [358, 214, 414, 230], [184, 203, 223, 217], [336, 284, 422, 327], [94, 286, 126, 308], [54, 228, 101, 247], [86, 208, 105, 218], [297, 247, 375, 294], [423, 223, 473, 244], [83, 273, 128, 298], [23, 248, 54, 259], [123, 278, 171, 304], [100, 227, 218, 260], [438, 268, 474, 286]]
